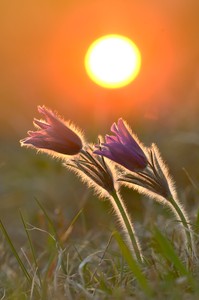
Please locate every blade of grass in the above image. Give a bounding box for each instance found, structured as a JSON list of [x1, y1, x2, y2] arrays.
[[35, 198, 57, 239], [78, 251, 102, 287], [113, 231, 152, 297], [182, 168, 199, 192], [40, 251, 57, 300], [60, 207, 83, 242], [19, 210, 42, 287], [152, 226, 188, 276], [194, 209, 199, 234], [0, 219, 32, 283], [35, 198, 68, 275]]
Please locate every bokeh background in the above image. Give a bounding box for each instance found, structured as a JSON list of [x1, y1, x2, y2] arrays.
[[1, 0, 199, 239]]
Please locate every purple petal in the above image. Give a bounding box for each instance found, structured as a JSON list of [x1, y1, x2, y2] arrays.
[[110, 122, 119, 134], [117, 119, 133, 143], [38, 105, 60, 126], [105, 134, 119, 143], [94, 148, 113, 160], [94, 118, 148, 172], [33, 118, 50, 129], [108, 144, 147, 170], [20, 137, 31, 145], [117, 118, 130, 138], [20, 106, 83, 156]]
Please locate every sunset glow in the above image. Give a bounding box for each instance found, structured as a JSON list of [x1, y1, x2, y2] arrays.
[[84, 34, 141, 88]]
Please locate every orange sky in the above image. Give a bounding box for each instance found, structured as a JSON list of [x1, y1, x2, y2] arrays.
[[0, 0, 199, 136], [41, 0, 176, 116]]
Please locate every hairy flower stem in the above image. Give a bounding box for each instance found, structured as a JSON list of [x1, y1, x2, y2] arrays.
[[168, 196, 195, 259], [110, 190, 143, 263]]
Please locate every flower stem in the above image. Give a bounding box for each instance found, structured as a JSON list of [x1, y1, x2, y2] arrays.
[[168, 196, 195, 258], [110, 190, 143, 263]]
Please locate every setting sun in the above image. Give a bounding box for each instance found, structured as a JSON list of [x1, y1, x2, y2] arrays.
[[84, 34, 141, 89]]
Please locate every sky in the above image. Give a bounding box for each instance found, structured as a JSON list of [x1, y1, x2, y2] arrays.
[[0, 0, 199, 138]]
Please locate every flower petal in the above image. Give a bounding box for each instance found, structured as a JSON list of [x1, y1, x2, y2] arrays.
[[20, 106, 83, 156], [94, 118, 147, 172]]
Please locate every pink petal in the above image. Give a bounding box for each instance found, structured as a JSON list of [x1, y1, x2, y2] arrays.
[[33, 118, 50, 129]]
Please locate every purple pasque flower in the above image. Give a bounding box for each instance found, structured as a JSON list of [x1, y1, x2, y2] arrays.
[[20, 106, 83, 156], [94, 118, 147, 172]]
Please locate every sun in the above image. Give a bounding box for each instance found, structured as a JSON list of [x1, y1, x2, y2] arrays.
[[84, 34, 141, 89]]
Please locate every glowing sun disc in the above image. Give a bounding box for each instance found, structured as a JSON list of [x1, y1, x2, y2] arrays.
[[85, 34, 141, 88]]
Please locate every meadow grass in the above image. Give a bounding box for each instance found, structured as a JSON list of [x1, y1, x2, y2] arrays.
[[1, 200, 199, 300], [1, 137, 199, 299]]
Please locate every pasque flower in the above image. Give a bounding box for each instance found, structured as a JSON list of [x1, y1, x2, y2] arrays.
[[20, 109, 143, 263], [20, 106, 83, 156], [94, 118, 196, 261], [94, 118, 147, 172], [66, 145, 143, 262]]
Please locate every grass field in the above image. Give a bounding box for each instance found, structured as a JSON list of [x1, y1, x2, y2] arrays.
[[1, 124, 199, 300]]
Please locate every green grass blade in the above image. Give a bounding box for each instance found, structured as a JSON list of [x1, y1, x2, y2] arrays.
[[0, 219, 32, 283], [152, 226, 188, 276], [61, 207, 83, 242], [40, 251, 57, 299], [194, 209, 199, 234], [19, 210, 42, 287], [35, 198, 57, 238], [113, 231, 152, 296]]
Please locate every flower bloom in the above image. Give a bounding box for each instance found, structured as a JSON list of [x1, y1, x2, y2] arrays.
[[20, 106, 83, 156], [94, 118, 147, 172]]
